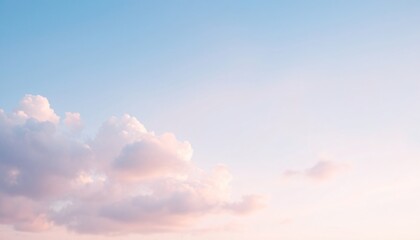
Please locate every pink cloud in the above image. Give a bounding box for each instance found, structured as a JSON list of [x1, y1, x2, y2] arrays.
[[0, 95, 264, 235], [223, 195, 266, 215], [0, 194, 51, 232], [283, 160, 349, 182], [111, 133, 193, 182], [64, 112, 83, 132], [13, 94, 60, 124], [305, 160, 348, 181]]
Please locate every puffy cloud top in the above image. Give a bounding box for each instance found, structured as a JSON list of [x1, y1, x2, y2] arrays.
[[0, 95, 263, 234], [64, 112, 83, 132], [13, 94, 60, 124]]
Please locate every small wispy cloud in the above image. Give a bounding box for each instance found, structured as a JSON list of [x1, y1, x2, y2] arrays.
[[283, 160, 350, 182]]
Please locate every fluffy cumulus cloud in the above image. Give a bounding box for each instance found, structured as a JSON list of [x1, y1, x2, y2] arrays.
[[13, 94, 60, 124], [0, 95, 263, 235], [283, 160, 349, 182]]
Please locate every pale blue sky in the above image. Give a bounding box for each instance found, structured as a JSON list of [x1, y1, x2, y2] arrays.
[[1, 1, 420, 239], [2, 1, 419, 119], [2, 0, 419, 159], [1, 0, 420, 183]]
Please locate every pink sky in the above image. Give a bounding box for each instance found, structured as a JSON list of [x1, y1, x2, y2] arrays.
[[1, 1, 420, 239]]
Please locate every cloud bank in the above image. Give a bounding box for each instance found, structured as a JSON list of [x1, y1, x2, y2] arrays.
[[0, 94, 264, 234]]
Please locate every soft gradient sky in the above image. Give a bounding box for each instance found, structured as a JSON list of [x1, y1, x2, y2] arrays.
[[1, 1, 420, 239]]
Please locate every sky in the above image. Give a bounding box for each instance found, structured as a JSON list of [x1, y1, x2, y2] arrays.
[[1, 1, 420, 239]]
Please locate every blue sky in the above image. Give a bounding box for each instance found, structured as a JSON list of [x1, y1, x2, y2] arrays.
[[2, 0, 419, 158], [2, 1, 419, 117], [1, 1, 420, 239]]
